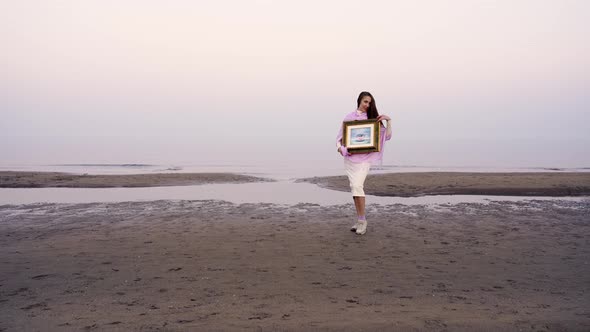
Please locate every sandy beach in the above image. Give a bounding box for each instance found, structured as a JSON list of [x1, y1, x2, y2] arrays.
[[300, 172, 590, 197], [1, 198, 589, 331]]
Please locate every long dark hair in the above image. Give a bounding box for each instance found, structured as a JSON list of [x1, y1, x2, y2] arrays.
[[357, 91, 379, 119]]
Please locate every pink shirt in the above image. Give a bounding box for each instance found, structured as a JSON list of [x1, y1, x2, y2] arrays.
[[336, 110, 392, 164]]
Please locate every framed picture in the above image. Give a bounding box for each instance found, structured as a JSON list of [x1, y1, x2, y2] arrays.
[[342, 119, 381, 154]]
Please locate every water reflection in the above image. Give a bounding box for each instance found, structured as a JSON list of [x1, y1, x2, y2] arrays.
[[1, 180, 586, 206]]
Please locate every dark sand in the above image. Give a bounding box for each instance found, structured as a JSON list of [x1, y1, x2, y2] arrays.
[[1, 199, 589, 331], [0, 172, 271, 188], [300, 172, 590, 197]]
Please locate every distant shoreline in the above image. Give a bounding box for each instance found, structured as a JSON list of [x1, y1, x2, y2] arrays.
[[299, 172, 590, 197], [0, 171, 272, 188]]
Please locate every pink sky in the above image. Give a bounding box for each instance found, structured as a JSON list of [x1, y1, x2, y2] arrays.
[[1, 1, 588, 167]]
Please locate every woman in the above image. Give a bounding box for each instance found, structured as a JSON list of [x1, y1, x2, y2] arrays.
[[336, 91, 392, 235]]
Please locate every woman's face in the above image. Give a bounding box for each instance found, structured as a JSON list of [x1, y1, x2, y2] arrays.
[[358, 96, 372, 112]]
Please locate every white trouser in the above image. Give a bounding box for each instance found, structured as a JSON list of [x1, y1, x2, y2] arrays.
[[344, 159, 371, 197]]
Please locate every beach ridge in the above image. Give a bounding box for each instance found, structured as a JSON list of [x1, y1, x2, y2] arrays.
[[0, 171, 272, 188]]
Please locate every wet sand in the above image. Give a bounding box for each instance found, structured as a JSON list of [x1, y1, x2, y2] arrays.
[[300, 172, 590, 197], [1, 199, 589, 331], [0, 171, 271, 188]]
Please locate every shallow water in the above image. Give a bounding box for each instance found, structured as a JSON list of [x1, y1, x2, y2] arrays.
[[1, 179, 588, 206]]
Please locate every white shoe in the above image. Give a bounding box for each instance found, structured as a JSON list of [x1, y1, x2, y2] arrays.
[[356, 220, 367, 235], [350, 221, 361, 232]]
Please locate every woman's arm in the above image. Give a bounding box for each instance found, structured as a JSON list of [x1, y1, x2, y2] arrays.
[[385, 120, 392, 140], [336, 122, 344, 152], [377, 115, 392, 140], [336, 119, 351, 156]]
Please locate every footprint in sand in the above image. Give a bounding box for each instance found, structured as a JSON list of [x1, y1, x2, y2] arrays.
[[31, 274, 53, 280], [248, 313, 272, 320], [20, 302, 47, 310]]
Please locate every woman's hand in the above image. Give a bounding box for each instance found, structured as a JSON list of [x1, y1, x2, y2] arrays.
[[339, 146, 351, 156], [377, 115, 391, 122]]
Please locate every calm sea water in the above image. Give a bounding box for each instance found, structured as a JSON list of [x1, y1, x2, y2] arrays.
[[1, 163, 588, 179]]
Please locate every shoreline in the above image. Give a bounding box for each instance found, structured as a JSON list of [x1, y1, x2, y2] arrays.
[[299, 172, 590, 197], [1, 199, 588, 331], [2, 171, 590, 198]]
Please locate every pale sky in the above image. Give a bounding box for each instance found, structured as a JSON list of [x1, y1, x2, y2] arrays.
[[1, 1, 589, 167]]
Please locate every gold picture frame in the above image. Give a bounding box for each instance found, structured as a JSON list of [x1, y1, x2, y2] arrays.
[[342, 119, 381, 154]]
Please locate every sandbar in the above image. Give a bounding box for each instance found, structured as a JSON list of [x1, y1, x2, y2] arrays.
[[300, 172, 590, 197]]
